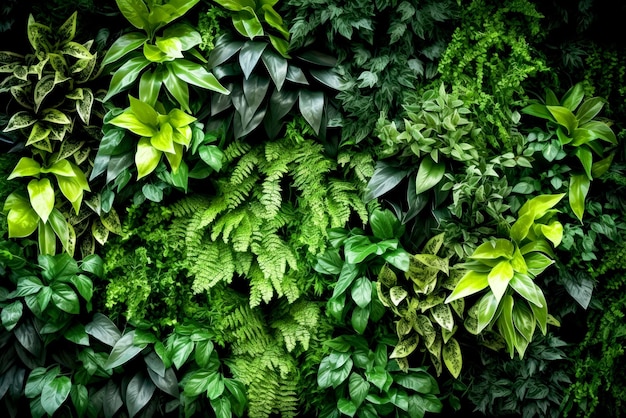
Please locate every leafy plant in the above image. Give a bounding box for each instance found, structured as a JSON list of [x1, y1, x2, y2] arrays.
[[521, 81, 618, 221], [314, 209, 410, 334], [101, 0, 229, 110], [377, 233, 465, 379], [315, 333, 443, 417], [446, 193, 565, 358]]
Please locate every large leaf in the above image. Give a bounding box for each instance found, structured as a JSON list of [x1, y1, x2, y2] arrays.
[[547, 105, 578, 134], [298, 89, 324, 134], [135, 137, 162, 179], [1, 300, 23, 332], [168, 60, 229, 94], [475, 291, 499, 334], [27, 178, 54, 224], [488, 261, 514, 303], [85, 313, 121, 346], [569, 174, 590, 222], [560, 82, 585, 111], [261, 48, 288, 91], [239, 41, 267, 79], [41, 376, 71, 415], [445, 270, 489, 303], [103, 56, 151, 102], [415, 156, 445, 195], [115, 0, 149, 30], [102, 32, 146, 66], [126, 372, 156, 418], [5, 194, 39, 238], [139, 68, 163, 106], [364, 162, 409, 202], [50, 282, 80, 314], [104, 331, 146, 369], [496, 295, 516, 358], [4, 110, 37, 131]]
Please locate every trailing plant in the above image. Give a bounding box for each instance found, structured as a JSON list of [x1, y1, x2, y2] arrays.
[[0, 12, 123, 257], [376, 233, 465, 379], [446, 193, 566, 358], [521, 81, 618, 221], [438, 0, 549, 151], [314, 208, 410, 334], [100, 0, 229, 110], [282, 0, 458, 144], [315, 333, 443, 417]]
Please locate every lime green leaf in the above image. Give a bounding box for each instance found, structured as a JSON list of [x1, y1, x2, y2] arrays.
[[162, 23, 202, 51], [168, 108, 196, 128], [41, 108, 71, 125], [48, 209, 71, 253], [445, 270, 489, 303], [34, 74, 55, 113], [233, 8, 264, 39], [8, 157, 41, 179], [547, 105, 578, 134], [129, 95, 158, 126], [540, 221, 563, 247], [26, 123, 52, 146], [6, 200, 39, 239], [525, 252, 554, 276], [41, 376, 71, 415], [512, 301, 535, 343], [115, 0, 149, 30], [135, 138, 162, 179], [497, 295, 516, 358], [575, 146, 593, 180], [109, 111, 156, 137], [591, 152, 614, 178], [102, 32, 146, 66], [520, 103, 554, 121], [168, 60, 229, 94], [580, 120, 617, 144], [431, 303, 454, 332], [27, 178, 54, 223], [569, 174, 590, 222], [470, 239, 514, 260], [58, 11, 77, 43], [213, 0, 255, 11], [151, 123, 175, 153], [199, 145, 224, 171], [475, 291, 499, 333], [139, 68, 163, 106], [415, 155, 445, 195], [91, 218, 110, 246], [156, 37, 184, 59], [576, 97, 605, 125], [38, 220, 56, 255], [488, 260, 513, 303], [143, 43, 169, 62], [56, 176, 83, 211], [510, 245, 527, 274]]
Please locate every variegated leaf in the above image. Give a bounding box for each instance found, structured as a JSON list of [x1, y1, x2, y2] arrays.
[[80, 234, 95, 258], [431, 303, 455, 332], [390, 286, 408, 306], [27, 16, 52, 51], [0, 62, 22, 73], [73, 148, 90, 165], [389, 334, 419, 359], [4, 110, 36, 131], [48, 53, 68, 74], [41, 108, 71, 125], [413, 254, 449, 275], [449, 298, 465, 318], [441, 325, 457, 344], [91, 218, 109, 246], [377, 264, 397, 287], [101, 209, 122, 235], [396, 318, 412, 337], [376, 282, 391, 307], [441, 268, 464, 291], [10, 86, 33, 109], [49, 124, 69, 141], [427, 334, 442, 358], [75, 54, 98, 83], [34, 74, 56, 112], [32, 138, 53, 153], [57, 138, 84, 161], [420, 292, 446, 312], [442, 338, 462, 378], [429, 352, 443, 376], [58, 12, 77, 43], [54, 70, 71, 85], [26, 122, 51, 146], [415, 315, 436, 347], [76, 88, 94, 125], [14, 65, 28, 80], [422, 232, 445, 255], [395, 357, 409, 373], [0, 51, 24, 64], [0, 75, 29, 93], [61, 41, 94, 59]]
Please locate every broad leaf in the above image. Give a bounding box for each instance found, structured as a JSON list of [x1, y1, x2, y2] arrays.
[[104, 56, 151, 101], [445, 270, 489, 303], [488, 261, 514, 303], [41, 376, 71, 415], [168, 60, 229, 94], [569, 174, 590, 222], [442, 338, 462, 379], [115, 0, 149, 30], [261, 48, 288, 90], [126, 372, 155, 418], [364, 162, 409, 202], [299, 89, 324, 134], [415, 156, 445, 195], [547, 105, 578, 134], [85, 313, 121, 346], [102, 32, 146, 66], [27, 178, 54, 223], [104, 331, 146, 369]]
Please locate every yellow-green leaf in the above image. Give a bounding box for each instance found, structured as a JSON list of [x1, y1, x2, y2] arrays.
[[8, 157, 41, 179], [413, 254, 449, 275], [470, 239, 514, 260], [91, 219, 109, 246], [135, 137, 162, 179], [422, 232, 445, 255], [26, 123, 52, 146], [27, 178, 55, 223], [569, 174, 590, 222], [389, 286, 408, 306], [389, 334, 419, 359], [5, 194, 39, 238], [110, 111, 156, 137], [151, 123, 175, 153], [101, 209, 122, 235], [488, 260, 514, 303], [4, 111, 36, 131], [442, 338, 462, 378], [445, 270, 489, 303], [431, 303, 454, 332]]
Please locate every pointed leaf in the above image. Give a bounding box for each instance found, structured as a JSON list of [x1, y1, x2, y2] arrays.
[[261, 48, 288, 91], [105, 331, 146, 370], [126, 372, 156, 418], [569, 174, 590, 222], [442, 338, 462, 378], [298, 89, 324, 134], [103, 56, 151, 102], [168, 60, 229, 94], [102, 32, 146, 66], [415, 156, 445, 195], [135, 137, 162, 179], [239, 41, 267, 79], [27, 178, 54, 224], [41, 376, 71, 415], [445, 270, 489, 303]]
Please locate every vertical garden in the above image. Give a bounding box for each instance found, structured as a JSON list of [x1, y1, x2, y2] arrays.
[[0, 0, 625, 416]]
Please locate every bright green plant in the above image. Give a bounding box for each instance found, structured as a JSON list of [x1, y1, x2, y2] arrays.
[[521, 82, 618, 221], [101, 0, 229, 110], [314, 209, 410, 334], [446, 193, 565, 358], [376, 233, 465, 379], [212, 0, 290, 57], [315, 334, 443, 417]]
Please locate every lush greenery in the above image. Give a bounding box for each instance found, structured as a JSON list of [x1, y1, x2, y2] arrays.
[[1, 0, 625, 417]]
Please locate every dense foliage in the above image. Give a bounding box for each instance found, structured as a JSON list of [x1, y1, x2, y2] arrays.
[[1, 0, 625, 417]]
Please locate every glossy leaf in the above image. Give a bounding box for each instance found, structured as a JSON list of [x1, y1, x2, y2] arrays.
[[261, 48, 288, 90], [470, 239, 514, 260], [1, 300, 23, 331], [569, 174, 590, 222], [104, 56, 151, 102], [299, 89, 324, 134], [475, 291, 499, 333], [560, 83, 585, 111], [239, 41, 267, 79], [547, 105, 577, 134], [415, 156, 445, 195], [445, 270, 489, 303], [102, 32, 146, 66], [41, 376, 71, 415], [139, 68, 163, 107], [85, 313, 121, 346], [127, 372, 156, 418], [27, 178, 54, 224], [364, 162, 409, 202], [104, 331, 146, 369], [575, 146, 593, 180], [168, 60, 229, 94], [115, 0, 149, 30], [497, 294, 516, 358], [442, 338, 462, 378], [488, 260, 513, 303]]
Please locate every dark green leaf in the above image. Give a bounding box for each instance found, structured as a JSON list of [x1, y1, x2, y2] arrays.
[[64, 324, 89, 346], [70, 384, 88, 417], [348, 373, 369, 407], [85, 313, 121, 346], [50, 282, 80, 314], [104, 331, 146, 369], [298, 89, 324, 134], [126, 372, 156, 418], [1, 301, 23, 332], [415, 156, 445, 195], [364, 162, 409, 202], [351, 277, 372, 309], [147, 367, 178, 397], [351, 305, 370, 334], [239, 41, 267, 79], [41, 376, 71, 415], [102, 32, 146, 66], [337, 398, 357, 417], [261, 48, 288, 90]]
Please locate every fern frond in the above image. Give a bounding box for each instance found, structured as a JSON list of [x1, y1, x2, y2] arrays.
[[168, 195, 211, 218], [211, 208, 245, 242], [224, 174, 258, 209], [190, 240, 235, 292], [223, 139, 252, 162], [231, 147, 261, 185], [249, 264, 275, 307], [260, 175, 283, 219], [231, 212, 256, 252]]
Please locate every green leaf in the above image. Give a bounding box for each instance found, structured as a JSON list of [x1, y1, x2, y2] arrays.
[[4, 110, 37, 131], [8, 157, 42, 179], [41, 376, 71, 415], [168, 60, 229, 94], [470, 239, 514, 260], [1, 300, 23, 331], [415, 156, 445, 195], [518, 193, 565, 220], [547, 105, 578, 134], [27, 178, 54, 224], [365, 162, 409, 201], [69, 274, 93, 302], [129, 95, 158, 126], [591, 152, 614, 178], [299, 89, 324, 134], [509, 274, 543, 307], [103, 56, 151, 102], [104, 331, 146, 369], [575, 146, 593, 180], [337, 398, 358, 417], [50, 282, 80, 314], [70, 384, 88, 417], [164, 68, 190, 112], [488, 261, 514, 303], [348, 373, 370, 407], [581, 120, 617, 144], [64, 324, 89, 346], [194, 339, 214, 369], [442, 338, 462, 379], [525, 252, 554, 276], [576, 97, 605, 125], [390, 334, 419, 359], [86, 314, 122, 345], [512, 301, 535, 344], [521, 103, 554, 121], [110, 111, 156, 137], [233, 8, 264, 39], [102, 32, 146, 66], [34, 74, 56, 113], [475, 291, 499, 334], [136, 137, 162, 179], [261, 48, 288, 91], [540, 221, 563, 248], [445, 270, 489, 303], [139, 68, 163, 107], [5, 194, 39, 238], [185, 370, 220, 397], [126, 372, 156, 418], [25, 367, 58, 398], [560, 83, 585, 111], [370, 209, 402, 240], [151, 123, 175, 153], [198, 145, 224, 172], [351, 305, 370, 334], [142, 184, 163, 202], [569, 174, 590, 222], [39, 220, 56, 255], [169, 336, 194, 370], [115, 0, 149, 30], [350, 277, 372, 308], [497, 295, 516, 358], [431, 303, 454, 332], [239, 41, 267, 79], [80, 254, 104, 278]]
